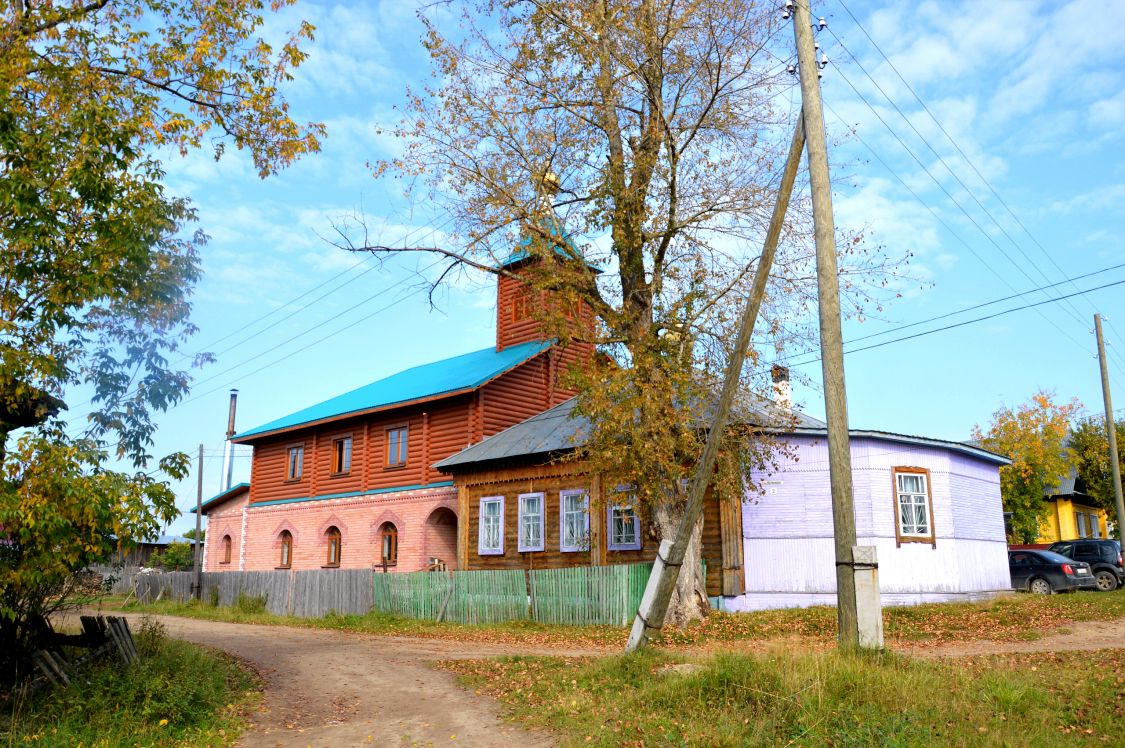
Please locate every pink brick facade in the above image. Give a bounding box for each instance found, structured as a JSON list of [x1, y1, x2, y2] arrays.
[[206, 485, 458, 572], [201, 488, 251, 572]]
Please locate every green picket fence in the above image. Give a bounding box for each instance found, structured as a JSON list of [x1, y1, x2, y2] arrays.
[[371, 562, 653, 627], [529, 563, 652, 626]]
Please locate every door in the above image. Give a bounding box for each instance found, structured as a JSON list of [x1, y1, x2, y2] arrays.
[[1008, 552, 1032, 589]]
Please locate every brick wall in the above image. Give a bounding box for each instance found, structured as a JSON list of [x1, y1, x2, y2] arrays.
[[234, 485, 459, 572]]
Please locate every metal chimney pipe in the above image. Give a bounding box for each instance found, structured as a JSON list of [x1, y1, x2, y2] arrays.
[[220, 389, 238, 492]]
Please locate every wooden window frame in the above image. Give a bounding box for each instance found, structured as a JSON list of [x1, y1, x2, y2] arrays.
[[510, 286, 531, 323], [892, 466, 936, 547], [220, 535, 232, 565], [379, 523, 398, 567], [478, 496, 505, 556], [324, 526, 342, 567], [559, 489, 590, 553], [285, 443, 305, 482], [278, 530, 293, 569], [517, 492, 545, 552], [384, 424, 409, 469], [607, 487, 642, 551], [331, 435, 352, 476]]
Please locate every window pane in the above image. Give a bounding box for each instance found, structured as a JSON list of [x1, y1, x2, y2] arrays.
[[897, 474, 924, 494], [561, 492, 587, 550]]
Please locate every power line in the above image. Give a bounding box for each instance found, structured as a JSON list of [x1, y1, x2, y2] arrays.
[[824, 60, 1092, 358], [829, 0, 1125, 381], [780, 276, 1125, 370], [844, 261, 1125, 347]]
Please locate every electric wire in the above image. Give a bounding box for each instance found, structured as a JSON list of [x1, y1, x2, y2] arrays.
[[828, 0, 1125, 381], [825, 60, 1093, 359]]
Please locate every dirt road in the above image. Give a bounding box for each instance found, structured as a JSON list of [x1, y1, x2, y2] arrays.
[[141, 615, 591, 748], [133, 613, 1125, 747]]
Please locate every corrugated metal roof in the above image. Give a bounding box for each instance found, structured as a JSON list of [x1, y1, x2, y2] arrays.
[[234, 340, 552, 441], [192, 482, 250, 514], [785, 427, 1011, 465], [434, 397, 1010, 471], [434, 396, 828, 470], [497, 215, 602, 271]]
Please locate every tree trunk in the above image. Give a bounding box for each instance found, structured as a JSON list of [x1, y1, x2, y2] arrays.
[[652, 501, 710, 628]]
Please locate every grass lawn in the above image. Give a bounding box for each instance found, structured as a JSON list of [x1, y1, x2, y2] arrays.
[[1, 617, 258, 747], [111, 589, 1125, 651], [443, 648, 1125, 746]]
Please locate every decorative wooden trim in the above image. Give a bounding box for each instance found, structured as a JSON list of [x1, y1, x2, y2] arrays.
[[559, 488, 590, 553], [516, 492, 546, 552], [478, 495, 505, 555], [457, 484, 470, 569], [891, 466, 937, 548]]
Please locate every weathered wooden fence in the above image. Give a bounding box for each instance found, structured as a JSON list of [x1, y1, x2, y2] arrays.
[[128, 568, 373, 618], [88, 565, 143, 595], [371, 563, 652, 626], [96, 563, 651, 627]]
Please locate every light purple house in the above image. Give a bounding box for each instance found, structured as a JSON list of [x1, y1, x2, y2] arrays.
[[724, 426, 1012, 612]]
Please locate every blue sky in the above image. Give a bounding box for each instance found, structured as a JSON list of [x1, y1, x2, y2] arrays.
[[68, 1, 1125, 534]]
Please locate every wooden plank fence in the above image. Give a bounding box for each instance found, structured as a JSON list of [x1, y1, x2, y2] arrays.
[[529, 563, 652, 627], [128, 568, 373, 618], [104, 563, 651, 627], [371, 563, 652, 626]]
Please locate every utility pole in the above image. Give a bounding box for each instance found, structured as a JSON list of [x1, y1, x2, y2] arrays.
[[792, 0, 874, 649], [192, 443, 204, 600], [1094, 315, 1125, 540]]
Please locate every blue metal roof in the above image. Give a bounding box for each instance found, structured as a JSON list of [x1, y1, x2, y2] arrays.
[[234, 340, 552, 441], [497, 215, 601, 272], [192, 482, 250, 514]]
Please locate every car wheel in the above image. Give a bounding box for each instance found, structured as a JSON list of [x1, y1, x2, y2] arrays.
[[1094, 570, 1119, 592], [1029, 577, 1053, 594]]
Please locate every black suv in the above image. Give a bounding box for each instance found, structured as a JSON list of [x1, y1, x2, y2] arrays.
[[1047, 539, 1124, 592]]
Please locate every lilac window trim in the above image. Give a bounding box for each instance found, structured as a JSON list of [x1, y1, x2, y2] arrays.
[[606, 489, 642, 551], [559, 489, 589, 553], [478, 495, 505, 555], [517, 492, 545, 552]]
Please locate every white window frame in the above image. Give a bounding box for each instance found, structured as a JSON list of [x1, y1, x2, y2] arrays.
[[517, 492, 545, 552], [607, 487, 642, 551], [894, 469, 932, 539], [559, 489, 589, 553], [478, 496, 505, 555]]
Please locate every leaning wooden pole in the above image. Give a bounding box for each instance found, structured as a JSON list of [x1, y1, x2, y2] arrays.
[[1094, 314, 1125, 540], [792, 0, 865, 648], [625, 117, 806, 652]]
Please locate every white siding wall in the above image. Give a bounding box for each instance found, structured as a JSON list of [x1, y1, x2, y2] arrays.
[[733, 435, 1010, 611]]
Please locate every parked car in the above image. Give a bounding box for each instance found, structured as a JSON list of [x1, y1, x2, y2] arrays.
[[1008, 550, 1098, 593], [1047, 539, 1124, 592]]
